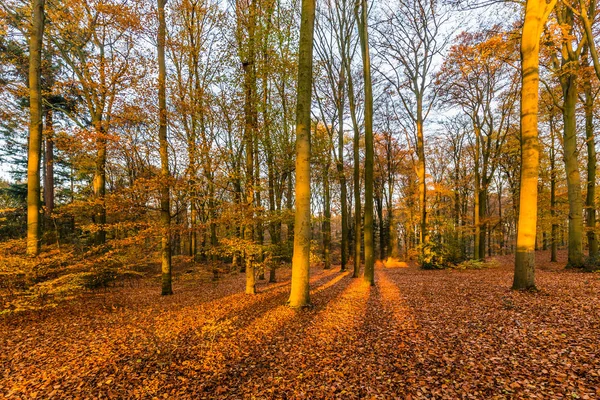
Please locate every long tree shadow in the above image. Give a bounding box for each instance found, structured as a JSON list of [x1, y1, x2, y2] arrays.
[[173, 271, 357, 397], [1, 268, 346, 398], [17, 270, 350, 398]]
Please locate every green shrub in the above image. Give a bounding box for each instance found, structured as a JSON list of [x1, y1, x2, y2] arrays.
[[582, 255, 600, 272], [419, 239, 467, 270]]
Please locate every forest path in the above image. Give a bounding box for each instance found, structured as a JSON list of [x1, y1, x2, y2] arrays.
[[1, 257, 600, 399]]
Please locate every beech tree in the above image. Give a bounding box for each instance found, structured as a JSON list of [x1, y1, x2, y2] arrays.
[[26, 0, 45, 256], [288, 0, 316, 308], [356, 0, 375, 285], [513, 0, 557, 290], [157, 0, 172, 295]]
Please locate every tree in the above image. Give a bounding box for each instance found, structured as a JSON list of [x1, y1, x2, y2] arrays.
[[26, 0, 45, 256], [356, 0, 374, 285], [288, 0, 316, 308], [513, 0, 557, 290], [158, 0, 173, 295], [48, 0, 145, 245]]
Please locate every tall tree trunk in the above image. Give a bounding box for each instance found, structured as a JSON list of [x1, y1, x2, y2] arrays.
[[416, 106, 427, 258], [288, 0, 316, 308], [584, 72, 597, 258], [498, 180, 504, 255], [348, 72, 361, 278], [376, 193, 385, 261], [513, 0, 556, 289], [550, 124, 558, 262], [158, 0, 172, 295], [474, 156, 481, 260], [240, 0, 258, 294], [356, 0, 375, 285], [562, 73, 584, 267], [92, 118, 107, 246], [337, 66, 348, 271], [44, 110, 54, 216], [479, 182, 487, 260], [26, 0, 45, 256], [255, 127, 264, 279], [388, 184, 399, 259], [323, 158, 331, 269]]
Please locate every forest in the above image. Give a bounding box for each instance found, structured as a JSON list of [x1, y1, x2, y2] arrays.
[[1, 0, 600, 397]]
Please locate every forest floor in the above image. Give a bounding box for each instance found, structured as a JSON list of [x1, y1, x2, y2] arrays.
[[2, 250, 600, 399]]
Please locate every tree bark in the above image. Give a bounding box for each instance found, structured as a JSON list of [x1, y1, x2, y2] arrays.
[[323, 156, 332, 269], [26, 0, 45, 256], [43, 110, 54, 217], [337, 65, 349, 271], [158, 0, 172, 295], [550, 124, 558, 262], [513, 0, 556, 289], [356, 0, 375, 285], [584, 72, 597, 258], [288, 0, 316, 308], [562, 72, 584, 267]]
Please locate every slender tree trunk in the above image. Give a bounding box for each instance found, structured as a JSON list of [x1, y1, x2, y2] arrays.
[[416, 108, 427, 257], [562, 73, 584, 267], [26, 0, 45, 256], [255, 130, 264, 280], [376, 193, 385, 260], [286, 168, 294, 243], [190, 200, 197, 256], [323, 158, 331, 269], [474, 170, 481, 260], [337, 66, 348, 271], [499, 181, 505, 255], [240, 0, 258, 294], [584, 74, 597, 258], [479, 183, 487, 260], [356, 0, 375, 285], [513, 0, 556, 289], [388, 183, 399, 259], [551, 126, 558, 262], [44, 110, 54, 216], [92, 118, 107, 245], [288, 0, 316, 308], [346, 51, 361, 278], [158, 0, 172, 295]]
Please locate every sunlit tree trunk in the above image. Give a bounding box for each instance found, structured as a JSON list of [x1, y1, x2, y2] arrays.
[[158, 0, 172, 295], [27, 0, 45, 256], [288, 0, 316, 308], [356, 0, 374, 285], [513, 0, 556, 289]]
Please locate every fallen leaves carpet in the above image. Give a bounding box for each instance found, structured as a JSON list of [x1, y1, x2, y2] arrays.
[[1, 252, 599, 399]]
